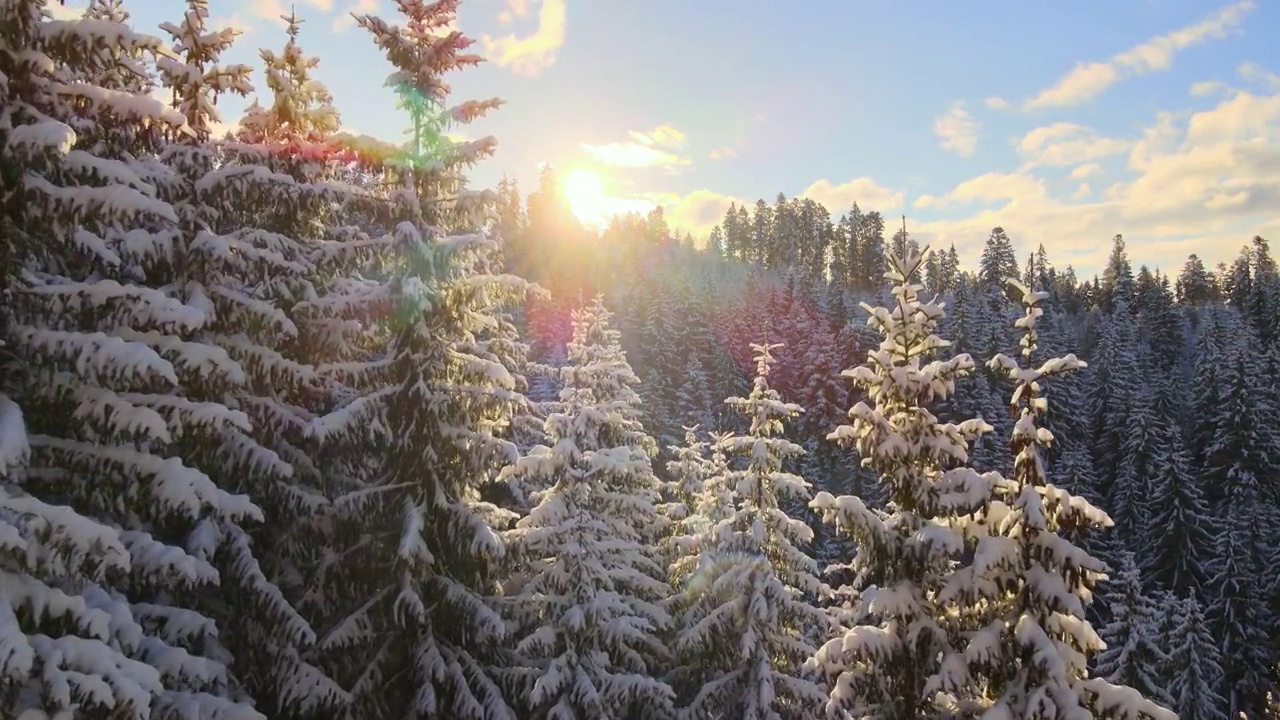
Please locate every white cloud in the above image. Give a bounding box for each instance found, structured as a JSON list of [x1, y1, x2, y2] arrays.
[[333, 0, 380, 32], [299, 0, 335, 12], [580, 142, 690, 169], [798, 177, 905, 213], [1238, 62, 1280, 91], [985, 96, 1009, 110], [1023, 0, 1255, 110], [628, 123, 686, 149], [1071, 162, 1101, 180], [1017, 122, 1130, 167], [709, 147, 736, 160], [933, 102, 979, 157], [914, 194, 939, 209], [580, 124, 692, 170], [914, 75, 1280, 274], [1191, 80, 1228, 97], [481, 0, 566, 77]]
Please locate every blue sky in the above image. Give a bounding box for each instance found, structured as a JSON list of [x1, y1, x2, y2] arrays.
[[61, 0, 1280, 277]]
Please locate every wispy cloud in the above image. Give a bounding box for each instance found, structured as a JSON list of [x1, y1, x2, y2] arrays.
[[708, 147, 737, 160], [580, 143, 690, 170], [1190, 80, 1228, 97], [934, 102, 979, 158], [1023, 0, 1255, 110], [1071, 162, 1101, 180], [580, 123, 692, 170], [629, 123, 686, 149], [1017, 122, 1130, 168], [481, 0, 567, 77], [1238, 62, 1280, 91], [799, 177, 905, 213], [498, 0, 531, 24], [249, 0, 292, 28]]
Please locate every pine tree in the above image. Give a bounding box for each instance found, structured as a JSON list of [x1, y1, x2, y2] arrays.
[[808, 247, 991, 719], [1088, 292, 1141, 539], [1095, 552, 1175, 709], [1167, 596, 1228, 720], [0, 3, 299, 717], [236, 11, 340, 145], [1139, 373, 1213, 597], [498, 296, 674, 719], [301, 2, 525, 717], [1176, 254, 1217, 306], [978, 226, 1018, 289], [153, 3, 348, 715], [672, 343, 828, 719], [674, 354, 716, 432], [948, 279, 1172, 719]]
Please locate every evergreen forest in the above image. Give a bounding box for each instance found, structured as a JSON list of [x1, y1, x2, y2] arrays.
[[1, 1, 1277, 719]]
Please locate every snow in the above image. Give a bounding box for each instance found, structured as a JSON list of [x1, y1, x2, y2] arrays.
[[0, 395, 29, 477]]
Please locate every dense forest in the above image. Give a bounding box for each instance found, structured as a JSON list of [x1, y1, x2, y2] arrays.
[[0, 1, 1277, 719]]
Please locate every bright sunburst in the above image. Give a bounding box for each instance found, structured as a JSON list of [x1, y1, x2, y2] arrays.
[[562, 168, 609, 226]]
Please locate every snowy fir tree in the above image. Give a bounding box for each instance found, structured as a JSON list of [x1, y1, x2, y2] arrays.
[[1138, 372, 1213, 598], [497, 296, 673, 719], [2, 0, 1273, 715], [932, 279, 1173, 719], [299, 2, 527, 718], [1094, 552, 1175, 710], [671, 343, 828, 720], [0, 3, 311, 717], [663, 425, 735, 601], [1166, 595, 1227, 720], [807, 247, 993, 720]]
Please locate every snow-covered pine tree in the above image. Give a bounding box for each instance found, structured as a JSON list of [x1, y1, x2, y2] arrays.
[[660, 426, 712, 574], [1166, 595, 1227, 720], [300, 2, 527, 717], [674, 353, 716, 432], [497, 295, 674, 719], [807, 246, 992, 720], [1094, 552, 1175, 710], [672, 343, 828, 719], [1139, 371, 1213, 598], [939, 278, 1173, 719], [1, 3, 287, 718], [151, 4, 350, 715], [1198, 322, 1277, 717], [663, 424, 735, 595], [236, 10, 340, 146], [1089, 290, 1141, 542]]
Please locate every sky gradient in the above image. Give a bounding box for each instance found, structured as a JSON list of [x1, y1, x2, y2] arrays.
[[61, 0, 1280, 277]]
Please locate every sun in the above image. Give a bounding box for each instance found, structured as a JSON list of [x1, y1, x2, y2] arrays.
[[562, 168, 609, 226]]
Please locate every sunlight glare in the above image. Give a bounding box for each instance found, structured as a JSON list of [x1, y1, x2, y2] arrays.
[[563, 168, 609, 226]]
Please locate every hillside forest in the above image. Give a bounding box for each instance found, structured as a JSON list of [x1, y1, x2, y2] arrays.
[[0, 1, 1278, 720]]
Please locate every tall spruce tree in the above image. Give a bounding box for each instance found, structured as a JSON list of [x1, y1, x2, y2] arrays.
[[301, 2, 527, 717], [807, 247, 991, 719], [1139, 372, 1213, 597], [671, 343, 828, 719], [1094, 552, 1175, 710], [947, 279, 1173, 719], [498, 296, 673, 719], [0, 3, 299, 717], [1166, 595, 1228, 720]]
